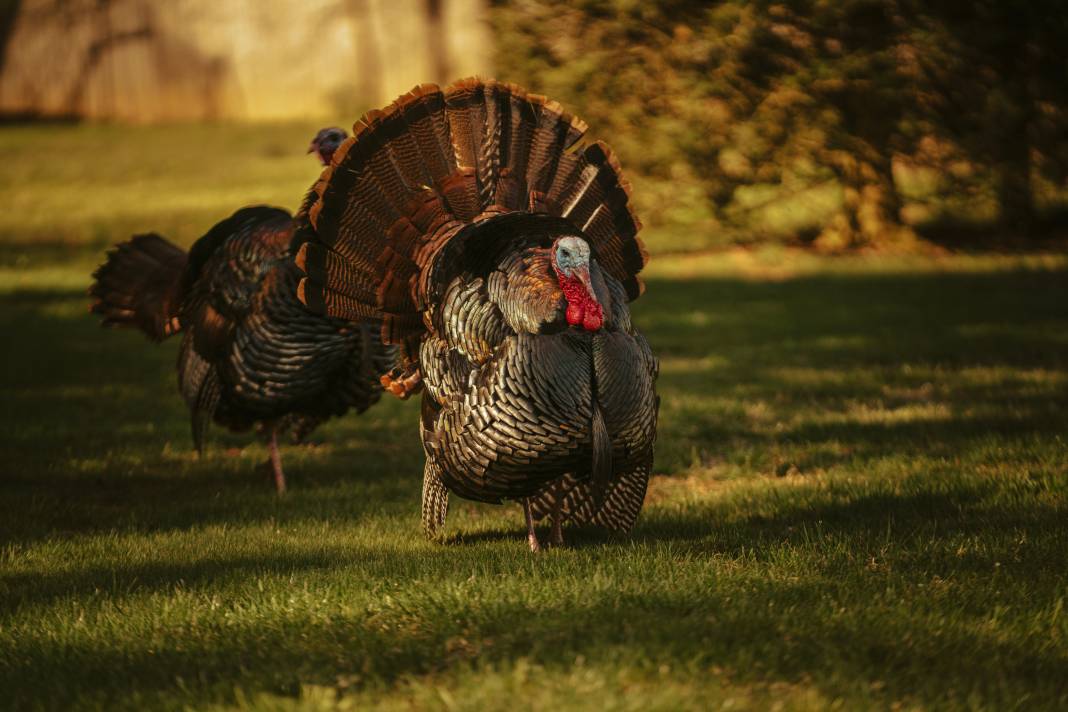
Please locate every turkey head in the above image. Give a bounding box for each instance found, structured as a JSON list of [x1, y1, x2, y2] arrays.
[[551, 236, 604, 332], [307, 127, 349, 166]]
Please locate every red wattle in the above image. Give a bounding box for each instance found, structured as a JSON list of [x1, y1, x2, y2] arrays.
[[566, 301, 584, 327], [558, 274, 604, 331]]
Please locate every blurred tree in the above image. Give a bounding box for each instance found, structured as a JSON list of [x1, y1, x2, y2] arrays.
[[346, 0, 384, 109], [718, 0, 919, 248], [907, 0, 1068, 233], [0, 0, 21, 74], [490, 0, 1068, 249], [425, 0, 451, 84]]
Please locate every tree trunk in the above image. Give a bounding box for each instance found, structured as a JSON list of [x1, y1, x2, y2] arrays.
[[346, 0, 383, 108], [854, 158, 904, 245], [995, 132, 1034, 234], [424, 0, 449, 85]]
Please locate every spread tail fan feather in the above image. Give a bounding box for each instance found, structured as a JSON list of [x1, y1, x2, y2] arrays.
[[89, 233, 187, 341], [296, 77, 648, 345]]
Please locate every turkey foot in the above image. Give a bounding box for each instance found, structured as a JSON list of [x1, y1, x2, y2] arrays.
[[523, 499, 542, 553], [268, 429, 287, 495], [380, 365, 423, 400]]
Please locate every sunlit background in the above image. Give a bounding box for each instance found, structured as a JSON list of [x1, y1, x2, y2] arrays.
[[2, 0, 1066, 254]]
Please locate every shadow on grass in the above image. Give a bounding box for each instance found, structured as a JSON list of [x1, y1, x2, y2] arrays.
[[1, 265, 1066, 544], [0, 264, 1063, 538], [0, 548, 381, 615], [5, 469, 1063, 614], [5, 502, 1068, 709]]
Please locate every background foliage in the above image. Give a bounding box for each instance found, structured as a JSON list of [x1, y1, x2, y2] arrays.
[[490, 0, 1068, 252]]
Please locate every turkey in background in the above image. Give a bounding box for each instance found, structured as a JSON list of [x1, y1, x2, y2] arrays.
[[89, 129, 396, 493], [296, 78, 659, 550]]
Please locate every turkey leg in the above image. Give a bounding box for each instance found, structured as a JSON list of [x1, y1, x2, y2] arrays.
[[269, 428, 287, 495], [550, 483, 565, 547], [421, 459, 449, 540], [522, 499, 541, 553]]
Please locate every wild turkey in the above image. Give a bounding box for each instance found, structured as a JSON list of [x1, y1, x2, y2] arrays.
[[294, 78, 659, 549], [307, 127, 349, 165], [89, 131, 395, 493]]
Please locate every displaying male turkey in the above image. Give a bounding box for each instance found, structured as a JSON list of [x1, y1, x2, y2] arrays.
[[89, 130, 395, 493], [294, 78, 659, 549]]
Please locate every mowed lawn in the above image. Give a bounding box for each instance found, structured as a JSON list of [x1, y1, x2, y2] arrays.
[[1, 125, 1068, 711]]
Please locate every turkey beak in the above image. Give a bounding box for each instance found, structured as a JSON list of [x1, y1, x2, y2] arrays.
[[574, 265, 599, 304]]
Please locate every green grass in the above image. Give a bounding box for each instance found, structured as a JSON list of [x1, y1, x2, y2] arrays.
[[2, 124, 1068, 710], [0, 123, 325, 248]]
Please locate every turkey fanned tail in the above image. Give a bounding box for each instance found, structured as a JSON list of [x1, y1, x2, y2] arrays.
[[89, 233, 187, 341]]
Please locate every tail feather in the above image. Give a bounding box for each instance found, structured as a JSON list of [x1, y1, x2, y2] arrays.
[[477, 80, 503, 208], [416, 83, 458, 185], [526, 98, 587, 201], [444, 79, 484, 186], [499, 89, 536, 211], [89, 234, 187, 341]]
